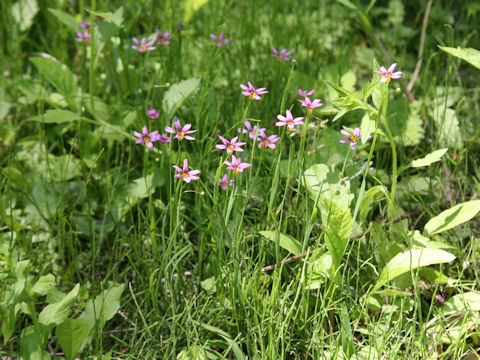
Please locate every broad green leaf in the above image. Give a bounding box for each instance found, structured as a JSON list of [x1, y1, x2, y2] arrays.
[[340, 305, 354, 358], [371, 249, 455, 293], [77, 284, 124, 334], [162, 78, 201, 121], [184, 0, 210, 22], [443, 291, 480, 315], [340, 71, 356, 91], [38, 284, 79, 327], [56, 319, 89, 360], [11, 0, 39, 32], [433, 107, 462, 148], [29, 57, 78, 103], [424, 200, 480, 235], [10, 260, 30, 305], [19, 328, 46, 360], [387, 99, 424, 146], [50, 155, 83, 181], [0, 101, 11, 121], [31, 274, 55, 295], [177, 345, 208, 360], [304, 164, 354, 269], [439, 46, 480, 70], [325, 80, 356, 97], [304, 164, 354, 211], [31, 110, 81, 124], [47, 8, 80, 32], [412, 148, 448, 168], [419, 268, 450, 284], [323, 199, 353, 269], [125, 171, 165, 202], [305, 252, 332, 290], [359, 185, 389, 221], [360, 112, 376, 144], [259, 231, 302, 255]]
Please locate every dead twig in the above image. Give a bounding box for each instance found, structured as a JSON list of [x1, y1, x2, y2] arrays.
[[407, 0, 433, 92]]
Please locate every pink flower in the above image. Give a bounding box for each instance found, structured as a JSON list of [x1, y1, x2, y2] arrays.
[[224, 155, 252, 175], [165, 117, 197, 141], [240, 81, 269, 101], [298, 88, 315, 97], [299, 97, 323, 114], [271, 47, 293, 61], [374, 63, 402, 84], [215, 136, 246, 153], [173, 159, 201, 183], [275, 110, 304, 131], [214, 174, 234, 190], [210, 32, 230, 46], [147, 108, 160, 119], [237, 120, 266, 140], [155, 30, 171, 45], [79, 20, 90, 29], [157, 134, 171, 145], [258, 131, 280, 149], [133, 126, 160, 149], [132, 37, 156, 53], [75, 31, 91, 43], [339, 127, 361, 150]]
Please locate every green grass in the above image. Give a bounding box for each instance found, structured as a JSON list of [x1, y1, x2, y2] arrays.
[[1, 0, 480, 359]]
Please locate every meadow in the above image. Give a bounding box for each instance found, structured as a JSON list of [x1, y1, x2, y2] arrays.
[[1, 0, 480, 359]]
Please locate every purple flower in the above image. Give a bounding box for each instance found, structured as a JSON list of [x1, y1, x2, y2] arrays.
[[237, 120, 266, 140], [298, 88, 315, 97], [374, 63, 402, 84], [155, 30, 171, 45], [75, 31, 91, 43], [164, 117, 197, 141], [79, 20, 90, 29], [210, 32, 230, 46], [157, 134, 171, 145], [133, 126, 160, 149], [173, 159, 201, 183], [224, 155, 252, 175], [271, 47, 293, 61], [240, 81, 269, 101], [147, 108, 160, 119], [275, 110, 304, 131], [339, 127, 361, 150], [215, 136, 246, 153], [258, 131, 280, 149], [214, 174, 234, 190], [132, 37, 156, 53], [299, 97, 323, 114]]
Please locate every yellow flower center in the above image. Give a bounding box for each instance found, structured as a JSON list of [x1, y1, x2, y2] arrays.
[[178, 131, 185, 140], [182, 172, 188, 178], [350, 136, 358, 143], [385, 73, 391, 83], [260, 141, 269, 148], [227, 144, 235, 150], [307, 108, 313, 114], [143, 136, 150, 143], [233, 167, 240, 175], [249, 92, 256, 100], [139, 44, 146, 51]]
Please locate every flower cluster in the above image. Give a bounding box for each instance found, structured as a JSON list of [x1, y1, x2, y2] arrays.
[[130, 54, 402, 187], [75, 19, 93, 43]]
